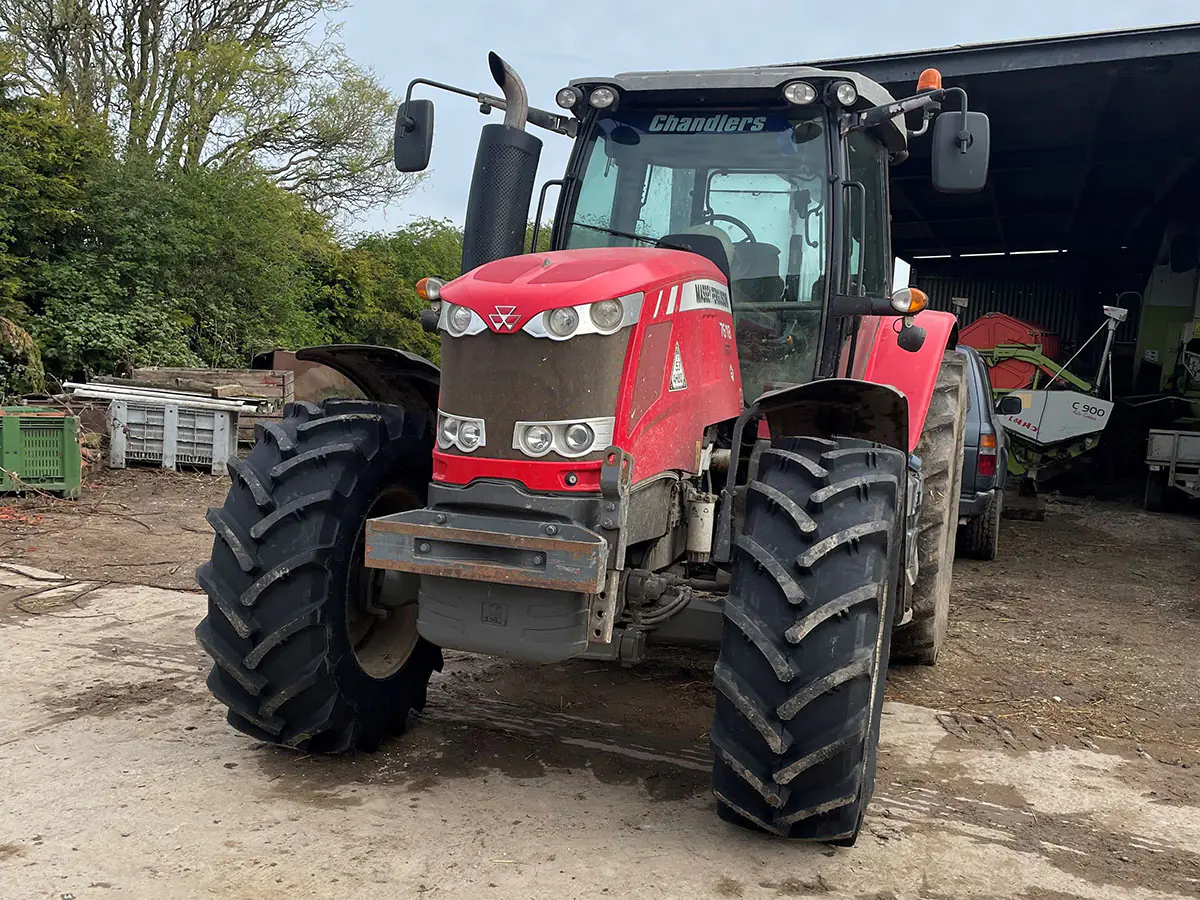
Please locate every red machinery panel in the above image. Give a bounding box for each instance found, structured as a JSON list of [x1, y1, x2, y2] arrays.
[[960, 312, 1060, 391], [434, 248, 744, 490], [849, 310, 962, 452]]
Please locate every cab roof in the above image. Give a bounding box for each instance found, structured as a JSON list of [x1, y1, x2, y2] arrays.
[[569, 65, 907, 155]]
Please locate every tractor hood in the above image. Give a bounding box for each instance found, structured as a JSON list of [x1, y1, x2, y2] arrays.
[[438, 247, 726, 333], [431, 246, 743, 493]]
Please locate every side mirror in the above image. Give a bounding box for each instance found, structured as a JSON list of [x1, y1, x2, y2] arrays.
[[997, 395, 1022, 415], [932, 111, 990, 194], [395, 99, 435, 173], [897, 322, 927, 353]]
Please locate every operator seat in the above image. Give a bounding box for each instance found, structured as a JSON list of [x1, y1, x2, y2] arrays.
[[731, 242, 784, 305]]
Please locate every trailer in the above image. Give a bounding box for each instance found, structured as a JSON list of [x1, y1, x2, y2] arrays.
[[1145, 429, 1200, 510]]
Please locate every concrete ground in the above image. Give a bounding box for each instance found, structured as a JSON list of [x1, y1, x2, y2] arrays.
[[1, 473, 1198, 899]]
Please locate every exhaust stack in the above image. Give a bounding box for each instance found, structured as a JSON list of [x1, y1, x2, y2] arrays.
[[490, 52, 529, 130], [461, 52, 543, 274]]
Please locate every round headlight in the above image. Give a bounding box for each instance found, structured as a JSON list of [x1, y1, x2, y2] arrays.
[[457, 420, 482, 451], [563, 423, 595, 454], [438, 415, 459, 448], [522, 424, 553, 456], [588, 86, 617, 109], [835, 81, 859, 107], [545, 306, 580, 338], [556, 87, 581, 110], [589, 298, 623, 332], [783, 81, 817, 106], [447, 303, 473, 335]]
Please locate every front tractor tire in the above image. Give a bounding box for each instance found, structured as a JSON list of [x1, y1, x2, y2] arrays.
[[890, 351, 967, 665], [711, 435, 906, 844], [195, 399, 442, 752]]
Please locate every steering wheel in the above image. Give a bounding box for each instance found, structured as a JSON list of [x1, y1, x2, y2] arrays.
[[696, 212, 757, 243]]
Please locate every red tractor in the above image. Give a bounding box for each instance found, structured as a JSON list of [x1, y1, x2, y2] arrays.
[[196, 53, 990, 843]]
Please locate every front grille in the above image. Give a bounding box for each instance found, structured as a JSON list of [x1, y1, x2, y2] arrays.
[[438, 330, 631, 462]]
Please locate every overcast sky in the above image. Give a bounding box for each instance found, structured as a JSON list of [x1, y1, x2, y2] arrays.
[[338, 1, 1198, 234]]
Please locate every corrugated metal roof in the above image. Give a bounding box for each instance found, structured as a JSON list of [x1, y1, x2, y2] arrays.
[[805, 22, 1200, 80], [802, 23, 1200, 261], [914, 257, 1142, 348]]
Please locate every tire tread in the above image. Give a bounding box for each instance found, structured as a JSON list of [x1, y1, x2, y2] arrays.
[[195, 399, 441, 753], [711, 434, 904, 842]]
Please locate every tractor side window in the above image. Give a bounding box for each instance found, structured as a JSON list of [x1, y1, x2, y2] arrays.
[[568, 139, 625, 249], [640, 164, 696, 237], [846, 131, 889, 297]]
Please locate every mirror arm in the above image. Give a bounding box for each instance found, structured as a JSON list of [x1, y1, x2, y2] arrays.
[[908, 110, 932, 138], [849, 89, 944, 133], [401, 76, 576, 137], [848, 85, 974, 144], [940, 86, 975, 153], [829, 294, 909, 316]]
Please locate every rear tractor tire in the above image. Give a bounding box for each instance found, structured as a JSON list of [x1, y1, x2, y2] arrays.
[[195, 399, 442, 752], [890, 351, 967, 666], [711, 435, 906, 844]]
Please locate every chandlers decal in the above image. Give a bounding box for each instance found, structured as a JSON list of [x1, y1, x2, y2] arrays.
[[648, 114, 768, 134]]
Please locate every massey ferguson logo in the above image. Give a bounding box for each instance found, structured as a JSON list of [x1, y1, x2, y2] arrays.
[[489, 305, 520, 331]]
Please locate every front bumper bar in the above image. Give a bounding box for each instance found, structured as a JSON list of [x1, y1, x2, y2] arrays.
[[364, 508, 608, 594]]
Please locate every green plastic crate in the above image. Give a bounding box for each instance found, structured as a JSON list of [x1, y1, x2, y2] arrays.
[[0, 407, 82, 498]]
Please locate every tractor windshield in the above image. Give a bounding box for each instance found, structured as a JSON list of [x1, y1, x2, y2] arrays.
[[563, 107, 830, 400]]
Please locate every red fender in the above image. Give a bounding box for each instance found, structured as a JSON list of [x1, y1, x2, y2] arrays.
[[850, 310, 959, 452]]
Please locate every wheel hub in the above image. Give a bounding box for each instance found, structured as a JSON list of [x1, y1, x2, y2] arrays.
[[347, 487, 422, 680]]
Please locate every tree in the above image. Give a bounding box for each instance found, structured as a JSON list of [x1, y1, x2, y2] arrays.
[[0, 315, 44, 398], [0, 0, 417, 219], [26, 155, 372, 377], [347, 219, 463, 363], [0, 57, 108, 321]]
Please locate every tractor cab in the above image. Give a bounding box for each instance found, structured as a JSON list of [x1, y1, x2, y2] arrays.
[[395, 60, 990, 400], [553, 69, 909, 401]]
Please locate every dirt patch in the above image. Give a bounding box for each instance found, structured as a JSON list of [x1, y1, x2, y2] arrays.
[[877, 763, 1200, 896], [1, 468, 226, 590], [887, 497, 1200, 763], [6, 469, 1198, 770], [3, 472, 1200, 898], [714, 875, 745, 896], [39, 677, 194, 726], [255, 685, 711, 807], [760, 874, 835, 895], [0, 842, 25, 861]]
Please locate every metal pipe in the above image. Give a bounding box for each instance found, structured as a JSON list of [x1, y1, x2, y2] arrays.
[[401, 76, 572, 136], [488, 52, 528, 130], [1042, 320, 1107, 392]]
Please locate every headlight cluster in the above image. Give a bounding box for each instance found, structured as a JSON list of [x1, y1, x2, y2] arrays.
[[438, 292, 642, 340], [782, 79, 858, 108], [525, 293, 642, 341], [437, 411, 486, 453], [513, 417, 615, 459], [439, 303, 487, 337]]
